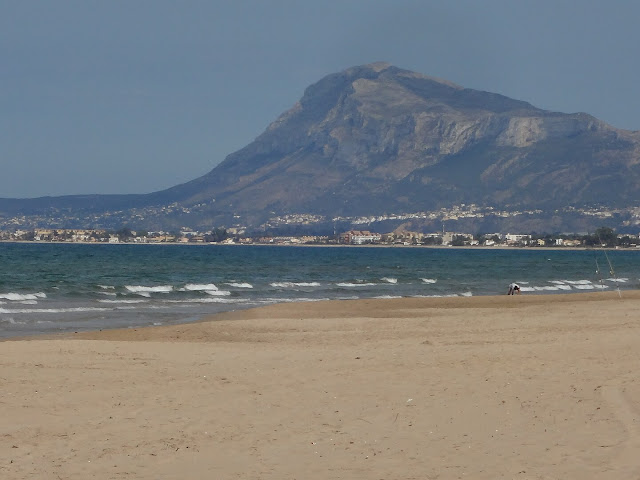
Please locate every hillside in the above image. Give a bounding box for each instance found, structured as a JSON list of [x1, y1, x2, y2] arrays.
[[2, 62, 640, 233]]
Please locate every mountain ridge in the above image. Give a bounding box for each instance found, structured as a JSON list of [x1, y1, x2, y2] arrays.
[[2, 62, 640, 233]]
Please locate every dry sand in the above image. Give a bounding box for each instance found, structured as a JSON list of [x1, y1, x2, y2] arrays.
[[2, 291, 640, 479]]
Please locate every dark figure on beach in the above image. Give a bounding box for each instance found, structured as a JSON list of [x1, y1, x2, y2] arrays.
[[508, 283, 521, 295]]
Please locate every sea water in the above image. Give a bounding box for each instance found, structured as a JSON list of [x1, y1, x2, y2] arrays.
[[1, 242, 638, 338]]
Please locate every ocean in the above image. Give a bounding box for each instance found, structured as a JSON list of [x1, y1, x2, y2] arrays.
[[1, 242, 638, 338]]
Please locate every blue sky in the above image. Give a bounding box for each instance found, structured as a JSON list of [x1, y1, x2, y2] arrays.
[[2, 0, 640, 198]]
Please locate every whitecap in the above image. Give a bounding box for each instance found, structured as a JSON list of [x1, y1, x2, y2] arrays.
[[181, 283, 218, 292], [205, 290, 231, 296], [163, 298, 244, 304], [460, 292, 473, 297], [270, 282, 321, 288], [0, 292, 47, 301], [0, 307, 112, 314], [564, 280, 592, 285], [125, 285, 173, 294], [606, 278, 628, 283], [336, 282, 376, 287], [226, 282, 253, 289], [421, 278, 437, 284], [99, 285, 115, 290], [381, 277, 398, 284]]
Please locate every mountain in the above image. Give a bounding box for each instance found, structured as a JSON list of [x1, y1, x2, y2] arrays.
[[2, 62, 640, 234]]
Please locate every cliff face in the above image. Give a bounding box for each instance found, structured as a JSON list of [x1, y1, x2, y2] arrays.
[[2, 62, 640, 232]]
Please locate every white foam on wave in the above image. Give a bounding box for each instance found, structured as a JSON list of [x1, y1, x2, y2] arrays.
[[181, 283, 218, 292], [336, 282, 377, 287], [381, 277, 398, 284], [521, 285, 572, 292], [98, 291, 117, 296], [226, 282, 253, 289], [421, 278, 437, 284], [564, 280, 592, 285], [163, 298, 244, 304], [606, 277, 628, 283], [179, 283, 231, 296], [125, 285, 173, 295], [374, 295, 402, 299], [99, 285, 115, 290], [205, 290, 231, 296], [270, 282, 321, 288], [0, 307, 112, 314], [550, 280, 567, 285], [460, 291, 473, 297], [0, 292, 47, 301]]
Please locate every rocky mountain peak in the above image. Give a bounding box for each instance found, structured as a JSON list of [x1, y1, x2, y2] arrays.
[[2, 64, 640, 234]]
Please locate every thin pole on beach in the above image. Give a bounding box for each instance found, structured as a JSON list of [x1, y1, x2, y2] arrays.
[[596, 232, 622, 299]]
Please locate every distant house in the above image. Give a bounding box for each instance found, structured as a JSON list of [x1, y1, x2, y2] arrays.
[[340, 230, 381, 245], [441, 232, 473, 245]]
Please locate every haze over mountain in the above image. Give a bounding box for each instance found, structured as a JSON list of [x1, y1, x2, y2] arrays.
[[2, 63, 640, 234]]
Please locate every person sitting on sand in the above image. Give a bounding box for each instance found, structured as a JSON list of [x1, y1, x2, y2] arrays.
[[507, 283, 521, 295]]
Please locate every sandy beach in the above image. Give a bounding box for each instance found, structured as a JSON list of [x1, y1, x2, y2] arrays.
[[2, 291, 640, 479]]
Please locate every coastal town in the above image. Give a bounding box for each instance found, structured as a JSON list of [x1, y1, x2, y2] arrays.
[[1, 226, 638, 248], [1, 202, 640, 248]]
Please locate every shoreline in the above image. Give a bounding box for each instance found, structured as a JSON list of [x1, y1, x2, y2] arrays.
[[70, 288, 640, 341], [1, 239, 637, 251], [1, 288, 633, 343]]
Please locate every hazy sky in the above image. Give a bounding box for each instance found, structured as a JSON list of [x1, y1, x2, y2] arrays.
[[3, 0, 640, 198]]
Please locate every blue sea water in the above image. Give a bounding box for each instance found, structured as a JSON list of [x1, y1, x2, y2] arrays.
[[1, 242, 639, 338]]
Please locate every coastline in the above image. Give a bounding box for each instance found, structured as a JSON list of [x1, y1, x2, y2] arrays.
[[3, 291, 640, 479], [2, 238, 637, 251]]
